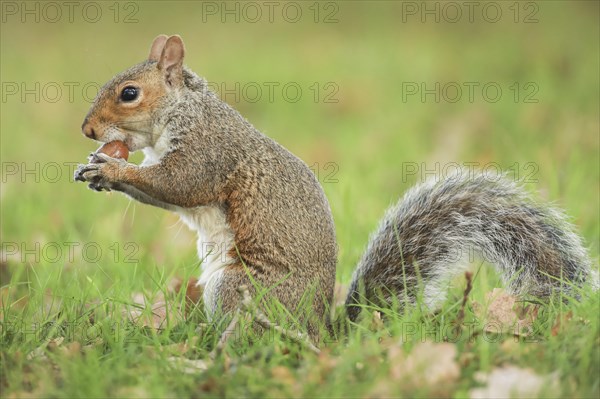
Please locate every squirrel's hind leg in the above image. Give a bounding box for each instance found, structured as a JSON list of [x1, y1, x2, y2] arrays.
[[204, 263, 326, 343]]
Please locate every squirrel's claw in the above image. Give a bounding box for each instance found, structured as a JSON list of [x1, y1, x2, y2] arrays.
[[74, 154, 127, 189], [74, 167, 86, 182], [74, 163, 101, 183], [74, 161, 120, 192]]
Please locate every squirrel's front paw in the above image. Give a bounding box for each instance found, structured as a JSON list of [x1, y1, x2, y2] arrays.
[[74, 154, 128, 192]]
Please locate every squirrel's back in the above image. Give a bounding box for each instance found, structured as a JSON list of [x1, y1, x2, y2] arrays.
[[345, 170, 594, 321]]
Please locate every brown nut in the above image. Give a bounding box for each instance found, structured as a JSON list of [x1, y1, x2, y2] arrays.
[[89, 141, 129, 163]]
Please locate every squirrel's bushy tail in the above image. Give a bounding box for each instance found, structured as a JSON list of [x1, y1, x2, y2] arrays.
[[345, 170, 595, 321]]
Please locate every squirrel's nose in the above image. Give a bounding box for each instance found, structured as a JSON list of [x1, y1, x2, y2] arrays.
[[81, 120, 96, 140]]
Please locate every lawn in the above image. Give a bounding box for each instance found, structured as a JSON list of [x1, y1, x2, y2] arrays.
[[1, 1, 598, 398]]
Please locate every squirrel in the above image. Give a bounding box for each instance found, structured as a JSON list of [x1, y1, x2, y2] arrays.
[[75, 35, 596, 340]]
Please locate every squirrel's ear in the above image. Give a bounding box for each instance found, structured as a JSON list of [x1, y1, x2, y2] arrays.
[[148, 34, 169, 62], [157, 35, 185, 86]]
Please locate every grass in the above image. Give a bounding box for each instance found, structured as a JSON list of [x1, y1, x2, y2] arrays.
[[1, 1, 599, 398]]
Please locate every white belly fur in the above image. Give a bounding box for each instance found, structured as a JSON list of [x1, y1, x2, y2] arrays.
[[177, 206, 235, 314], [140, 138, 234, 314]]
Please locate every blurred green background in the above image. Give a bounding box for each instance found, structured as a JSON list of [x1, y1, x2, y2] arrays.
[[1, 0, 598, 288]]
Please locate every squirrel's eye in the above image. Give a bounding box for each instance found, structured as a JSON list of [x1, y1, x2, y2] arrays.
[[120, 86, 138, 102]]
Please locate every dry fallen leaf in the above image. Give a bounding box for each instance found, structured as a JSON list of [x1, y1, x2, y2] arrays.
[[1, 295, 30, 317], [26, 337, 65, 361], [166, 356, 210, 374], [271, 365, 296, 386], [370, 311, 385, 332], [58, 341, 83, 359], [46, 337, 65, 352], [473, 288, 539, 336], [125, 292, 182, 330], [470, 365, 559, 398], [550, 311, 573, 337], [303, 348, 339, 385], [317, 348, 339, 375], [113, 386, 152, 398], [159, 336, 199, 357], [170, 277, 204, 317], [388, 341, 460, 392]]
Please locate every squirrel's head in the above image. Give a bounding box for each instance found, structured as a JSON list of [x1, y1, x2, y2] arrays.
[[81, 35, 186, 151]]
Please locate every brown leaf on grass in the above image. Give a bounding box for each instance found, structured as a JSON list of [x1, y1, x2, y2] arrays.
[[0, 260, 11, 286], [113, 386, 152, 398], [199, 376, 221, 395], [170, 277, 204, 316], [473, 288, 539, 337], [271, 366, 297, 387], [0, 284, 30, 318], [39, 289, 63, 318], [125, 292, 182, 330], [185, 278, 203, 302], [42, 340, 84, 361], [550, 311, 573, 337], [26, 337, 65, 361], [304, 348, 339, 384], [24, 337, 83, 377], [58, 341, 83, 359], [458, 351, 476, 368], [470, 365, 559, 399], [159, 336, 199, 357], [388, 341, 460, 392], [484, 289, 517, 325], [166, 356, 210, 374], [125, 277, 202, 330], [370, 311, 385, 333], [46, 337, 65, 352], [81, 337, 104, 354], [8, 355, 59, 399]]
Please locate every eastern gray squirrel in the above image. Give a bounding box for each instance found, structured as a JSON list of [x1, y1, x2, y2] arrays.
[[75, 35, 595, 339]]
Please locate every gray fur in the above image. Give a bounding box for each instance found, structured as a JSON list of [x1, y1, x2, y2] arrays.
[[345, 169, 593, 321]]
